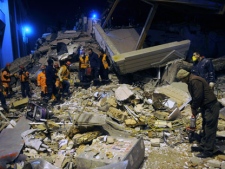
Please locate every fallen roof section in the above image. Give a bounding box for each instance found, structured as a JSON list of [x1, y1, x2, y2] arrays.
[[112, 40, 190, 75]]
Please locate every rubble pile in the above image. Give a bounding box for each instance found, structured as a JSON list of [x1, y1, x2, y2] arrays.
[[1, 30, 225, 169]]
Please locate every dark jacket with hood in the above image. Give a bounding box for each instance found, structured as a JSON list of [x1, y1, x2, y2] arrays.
[[191, 58, 215, 83], [188, 74, 217, 111]]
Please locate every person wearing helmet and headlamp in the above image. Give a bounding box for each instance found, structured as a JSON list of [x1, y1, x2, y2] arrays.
[[58, 61, 71, 98], [191, 51, 216, 89]]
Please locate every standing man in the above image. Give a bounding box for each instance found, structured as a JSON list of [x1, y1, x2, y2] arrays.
[[88, 48, 101, 86], [58, 61, 71, 98], [99, 49, 111, 84], [0, 84, 9, 113], [37, 65, 47, 98], [45, 58, 58, 102], [19, 66, 31, 98], [191, 51, 216, 89], [79, 48, 89, 82], [1, 63, 13, 97], [176, 69, 220, 158]]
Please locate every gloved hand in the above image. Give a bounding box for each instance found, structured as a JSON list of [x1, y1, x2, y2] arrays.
[[191, 108, 198, 117], [60, 79, 63, 82], [209, 82, 215, 89]]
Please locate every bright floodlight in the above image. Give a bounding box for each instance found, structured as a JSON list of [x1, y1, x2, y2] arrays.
[[22, 26, 32, 35], [92, 14, 97, 19]]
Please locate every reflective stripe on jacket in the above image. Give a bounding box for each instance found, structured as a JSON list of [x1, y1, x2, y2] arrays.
[[37, 72, 47, 93], [1, 70, 10, 83], [79, 55, 89, 69], [101, 54, 109, 69], [58, 65, 70, 81], [20, 71, 29, 82]]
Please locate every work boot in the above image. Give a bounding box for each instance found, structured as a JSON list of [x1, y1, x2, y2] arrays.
[[191, 146, 204, 152], [195, 151, 213, 158]]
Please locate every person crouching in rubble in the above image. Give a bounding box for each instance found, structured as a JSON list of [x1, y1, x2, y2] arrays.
[[37, 65, 47, 98], [45, 59, 58, 102], [58, 61, 71, 98], [1, 63, 14, 98], [19, 66, 31, 98], [0, 84, 9, 113], [176, 69, 220, 158], [79, 48, 89, 83], [99, 49, 111, 84]]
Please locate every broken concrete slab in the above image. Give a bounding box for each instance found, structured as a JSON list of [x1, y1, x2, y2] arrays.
[[12, 97, 29, 108], [0, 116, 30, 168], [76, 136, 144, 169], [112, 40, 190, 75]]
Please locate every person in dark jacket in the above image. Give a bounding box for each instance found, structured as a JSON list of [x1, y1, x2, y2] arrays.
[[99, 49, 111, 84], [19, 66, 31, 98], [176, 69, 220, 158], [88, 48, 101, 86], [191, 51, 216, 89], [45, 59, 58, 102]]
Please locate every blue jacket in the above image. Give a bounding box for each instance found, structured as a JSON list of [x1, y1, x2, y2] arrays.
[[89, 52, 100, 68], [191, 58, 215, 83], [45, 65, 57, 85]]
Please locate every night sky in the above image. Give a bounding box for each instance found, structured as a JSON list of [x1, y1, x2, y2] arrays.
[[21, 0, 225, 50], [22, 0, 109, 47]]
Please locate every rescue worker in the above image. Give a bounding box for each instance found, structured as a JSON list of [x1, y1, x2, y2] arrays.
[[45, 58, 58, 102], [19, 66, 31, 98], [58, 61, 71, 98], [37, 65, 47, 98], [1, 63, 13, 97], [54, 63, 62, 100], [99, 49, 111, 84], [0, 84, 9, 113], [88, 48, 101, 86], [176, 69, 220, 158], [79, 48, 89, 82], [191, 51, 216, 89]]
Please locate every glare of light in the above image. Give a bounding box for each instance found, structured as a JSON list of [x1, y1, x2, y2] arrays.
[[22, 25, 32, 35], [92, 13, 97, 19]]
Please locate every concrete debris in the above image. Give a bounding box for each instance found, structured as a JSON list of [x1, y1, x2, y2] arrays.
[[1, 21, 225, 169], [115, 84, 134, 101]]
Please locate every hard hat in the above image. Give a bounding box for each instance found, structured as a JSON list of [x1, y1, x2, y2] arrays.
[[66, 61, 71, 66]]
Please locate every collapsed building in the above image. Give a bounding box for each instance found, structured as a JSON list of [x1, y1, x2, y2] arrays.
[[1, 1, 225, 169]]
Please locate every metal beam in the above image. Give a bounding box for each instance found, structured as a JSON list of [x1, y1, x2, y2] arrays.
[[102, 0, 120, 29], [135, 3, 158, 50]]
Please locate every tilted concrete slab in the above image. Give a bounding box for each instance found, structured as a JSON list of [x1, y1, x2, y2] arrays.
[[0, 116, 30, 168], [113, 40, 190, 75], [93, 24, 190, 75]]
